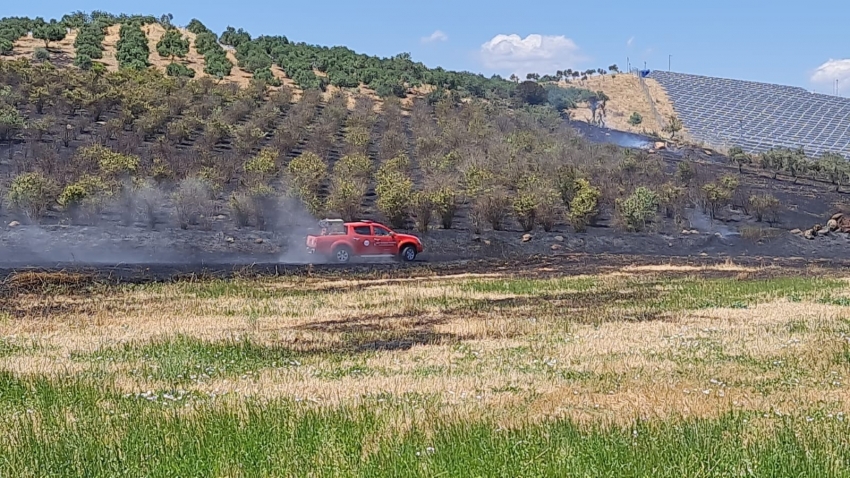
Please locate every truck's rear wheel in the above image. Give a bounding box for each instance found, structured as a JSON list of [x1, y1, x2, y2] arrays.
[[400, 245, 417, 262], [332, 245, 352, 264]]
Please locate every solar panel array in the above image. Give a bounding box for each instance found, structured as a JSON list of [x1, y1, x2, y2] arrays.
[[647, 71, 850, 157]]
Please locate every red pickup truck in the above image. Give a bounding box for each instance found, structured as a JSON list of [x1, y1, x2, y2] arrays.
[[306, 219, 424, 264]]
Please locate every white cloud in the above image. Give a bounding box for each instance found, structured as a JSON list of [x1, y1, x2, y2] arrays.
[[421, 30, 448, 44], [627, 36, 635, 47], [480, 33, 585, 76], [811, 59, 850, 90]]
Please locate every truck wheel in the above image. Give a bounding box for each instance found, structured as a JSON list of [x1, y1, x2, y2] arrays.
[[332, 245, 352, 264], [400, 245, 417, 262]]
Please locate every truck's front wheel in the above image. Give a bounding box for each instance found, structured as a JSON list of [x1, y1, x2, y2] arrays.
[[399, 245, 417, 262], [332, 245, 352, 264]]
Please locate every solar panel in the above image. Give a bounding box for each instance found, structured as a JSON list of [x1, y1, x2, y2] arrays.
[[648, 71, 850, 157]]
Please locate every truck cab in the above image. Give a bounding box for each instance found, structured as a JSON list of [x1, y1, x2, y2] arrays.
[[306, 220, 424, 264]]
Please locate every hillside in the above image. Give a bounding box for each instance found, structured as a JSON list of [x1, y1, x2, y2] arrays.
[[3, 11, 850, 268], [564, 74, 680, 137]]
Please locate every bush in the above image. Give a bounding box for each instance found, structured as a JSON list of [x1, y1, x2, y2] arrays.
[[33, 19, 66, 48], [375, 166, 413, 229], [0, 104, 25, 141], [58, 175, 110, 222], [287, 152, 326, 216], [676, 161, 695, 186], [616, 186, 659, 232], [173, 177, 212, 229], [569, 179, 600, 232], [326, 177, 366, 222], [749, 193, 780, 224], [33, 48, 50, 61], [166, 62, 195, 78], [7, 172, 57, 221], [156, 29, 189, 60], [244, 148, 278, 184], [0, 38, 13, 56], [411, 191, 435, 233], [74, 53, 93, 70], [116, 23, 150, 70], [628, 112, 643, 126], [475, 188, 510, 231], [701, 181, 735, 219], [658, 182, 686, 223], [431, 187, 458, 229]]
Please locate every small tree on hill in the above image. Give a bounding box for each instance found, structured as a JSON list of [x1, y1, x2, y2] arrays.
[[628, 112, 643, 126], [157, 29, 190, 61], [663, 115, 683, 139], [727, 146, 751, 173], [33, 20, 66, 49]]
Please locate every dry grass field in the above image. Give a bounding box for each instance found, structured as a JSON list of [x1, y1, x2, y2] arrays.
[[3, 261, 850, 475]]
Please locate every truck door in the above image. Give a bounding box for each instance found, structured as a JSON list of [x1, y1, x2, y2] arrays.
[[372, 225, 399, 255], [350, 225, 373, 255]]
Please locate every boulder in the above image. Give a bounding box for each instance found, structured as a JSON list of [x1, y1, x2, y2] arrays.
[[8, 221, 20, 228], [254, 238, 264, 244], [554, 235, 565, 242], [789, 228, 802, 235], [655, 141, 666, 150], [551, 244, 563, 251], [803, 229, 816, 240], [832, 212, 845, 221], [484, 239, 491, 246], [828, 219, 839, 232], [837, 216, 850, 233], [522, 234, 533, 243], [813, 224, 823, 233], [225, 237, 235, 243]]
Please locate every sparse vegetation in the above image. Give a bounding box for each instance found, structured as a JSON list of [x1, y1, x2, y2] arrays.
[[2, 268, 850, 475]]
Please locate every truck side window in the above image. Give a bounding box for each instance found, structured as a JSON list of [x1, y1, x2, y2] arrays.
[[352, 226, 371, 235], [373, 227, 391, 236]]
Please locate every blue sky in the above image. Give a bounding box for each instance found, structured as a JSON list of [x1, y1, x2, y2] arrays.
[[5, 0, 848, 94]]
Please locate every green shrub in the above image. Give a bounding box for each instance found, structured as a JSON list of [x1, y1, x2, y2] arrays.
[[244, 148, 278, 183], [411, 191, 436, 233], [74, 53, 93, 70], [375, 165, 413, 229], [33, 48, 50, 61], [287, 152, 327, 216], [156, 29, 189, 60], [749, 193, 780, 224], [0, 104, 25, 141], [658, 182, 686, 223], [334, 154, 372, 181], [166, 62, 195, 78], [326, 177, 366, 222], [628, 112, 643, 126], [569, 179, 600, 232], [58, 175, 110, 222], [432, 187, 458, 229], [0, 38, 13, 56], [676, 161, 695, 186], [7, 172, 57, 221], [616, 186, 659, 232]]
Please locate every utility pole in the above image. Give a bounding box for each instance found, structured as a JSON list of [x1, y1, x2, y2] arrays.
[[668, 54, 671, 72]]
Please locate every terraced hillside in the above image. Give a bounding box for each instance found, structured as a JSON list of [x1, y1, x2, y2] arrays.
[[649, 71, 850, 156]]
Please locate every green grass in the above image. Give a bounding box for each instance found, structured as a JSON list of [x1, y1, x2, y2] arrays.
[[73, 336, 305, 384], [2, 373, 850, 477]]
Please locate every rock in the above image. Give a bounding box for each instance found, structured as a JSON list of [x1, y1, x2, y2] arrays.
[[551, 244, 563, 251], [813, 224, 823, 233], [832, 212, 844, 221], [483, 239, 491, 246], [216, 215, 227, 220], [254, 238, 264, 244], [655, 141, 666, 150], [828, 219, 839, 232], [803, 229, 815, 240], [8, 221, 20, 228], [522, 234, 533, 243], [790, 229, 802, 235], [225, 237, 235, 243], [554, 235, 565, 242]]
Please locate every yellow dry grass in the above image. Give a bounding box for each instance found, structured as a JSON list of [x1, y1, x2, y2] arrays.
[[563, 74, 683, 138], [3, 263, 850, 427]]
